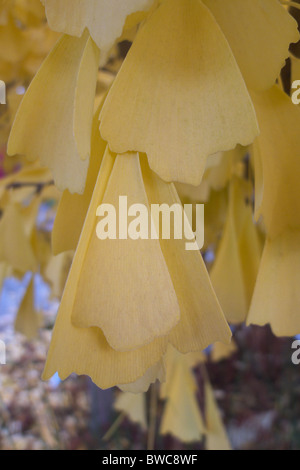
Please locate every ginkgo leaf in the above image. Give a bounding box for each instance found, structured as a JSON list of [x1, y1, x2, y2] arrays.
[[0, 203, 37, 274], [118, 360, 165, 393], [204, 146, 247, 193], [42, 148, 170, 389], [99, 0, 259, 186], [201, 188, 228, 250], [21, 26, 60, 78], [204, 377, 232, 450], [43, 323, 169, 390], [30, 227, 52, 274], [22, 24, 59, 58], [114, 391, 147, 430], [0, 162, 53, 189], [238, 201, 264, 309], [160, 346, 204, 401], [52, 99, 107, 255], [44, 251, 73, 299], [141, 156, 232, 352], [0, 0, 9, 25], [210, 177, 262, 324], [160, 346, 190, 401], [0, 14, 28, 62], [7, 186, 37, 204], [71, 152, 180, 351], [210, 211, 247, 324], [250, 85, 300, 238], [291, 55, 300, 93], [160, 353, 206, 443], [20, 195, 41, 237], [176, 146, 246, 206], [174, 153, 223, 204], [8, 30, 100, 193], [203, 0, 299, 91], [247, 230, 300, 337], [210, 339, 237, 363], [119, 9, 149, 44], [175, 180, 211, 205], [14, 276, 41, 340], [43, 148, 231, 389], [12, 0, 46, 27], [41, 0, 154, 54]]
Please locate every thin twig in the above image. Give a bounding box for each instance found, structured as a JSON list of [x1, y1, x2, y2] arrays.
[[102, 412, 126, 442], [147, 383, 158, 451], [6, 180, 54, 192], [280, 0, 300, 10]]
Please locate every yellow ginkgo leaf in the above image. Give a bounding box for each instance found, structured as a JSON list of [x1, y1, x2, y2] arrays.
[[210, 339, 237, 363], [291, 55, 300, 94], [119, 9, 149, 44], [42, 148, 170, 389], [0, 162, 53, 189], [160, 346, 189, 401], [174, 152, 224, 205], [19, 195, 41, 237], [41, 0, 154, 54], [44, 251, 73, 300], [43, 147, 231, 389], [114, 391, 147, 430], [0, 203, 37, 274], [160, 350, 206, 443], [22, 25, 60, 58], [99, 0, 259, 186], [175, 180, 211, 205], [118, 360, 165, 394], [12, 0, 46, 27], [238, 200, 264, 310], [52, 99, 107, 255], [30, 227, 52, 274], [204, 146, 247, 193], [200, 188, 228, 251], [71, 152, 180, 351], [203, 0, 299, 91], [141, 156, 232, 353], [43, 316, 169, 390], [7, 186, 37, 205], [14, 276, 41, 340], [0, 0, 9, 25], [204, 373, 232, 451], [0, 14, 28, 62], [210, 177, 261, 324], [176, 146, 247, 205], [210, 214, 247, 326], [250, 85, 300, 238], [160, 346, 205, 400], [8, 30, 100, 194], [247, 230, 300, 337]]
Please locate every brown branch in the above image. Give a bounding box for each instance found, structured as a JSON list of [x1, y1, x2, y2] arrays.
[[5, 180, 54, 195]]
